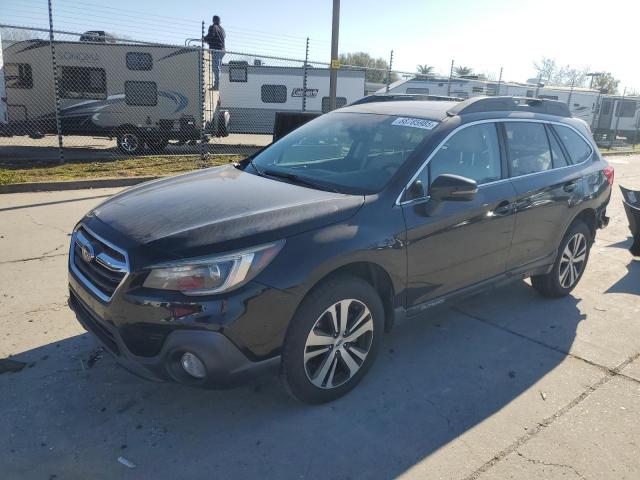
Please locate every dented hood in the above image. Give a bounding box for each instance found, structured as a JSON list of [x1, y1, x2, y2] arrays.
[[92, 165, 364, 257]]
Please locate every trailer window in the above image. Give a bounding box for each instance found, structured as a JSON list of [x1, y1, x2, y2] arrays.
[[261, 85, 287, 103], [616, 100, 637, 118], [406, 88, 429, 94], [539, 95, 559, 100], [60, 67, 106, 99], [229, 63, 247, 82], [126, 52, 153, 71], [472, 87, 484, 93], [125, 81, 157, 106], [321, 97, 347, 113], [5, 64, 33, 89]]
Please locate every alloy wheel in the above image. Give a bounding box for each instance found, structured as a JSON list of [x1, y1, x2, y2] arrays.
[[303, 299, 374, 389], [559, 232, 587, 288], [120, 133, 140, 153]]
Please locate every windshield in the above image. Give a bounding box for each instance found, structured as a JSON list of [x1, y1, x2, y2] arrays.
[[249, 112, 436, 194]]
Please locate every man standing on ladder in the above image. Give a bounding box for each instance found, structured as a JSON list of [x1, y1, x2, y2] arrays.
[[204, 15, 226, 90]]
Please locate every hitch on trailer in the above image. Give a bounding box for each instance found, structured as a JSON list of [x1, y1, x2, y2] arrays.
[[620, 185, 640, 256]]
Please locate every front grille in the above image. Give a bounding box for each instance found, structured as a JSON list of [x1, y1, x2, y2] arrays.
[[70, 225, 129, 302]]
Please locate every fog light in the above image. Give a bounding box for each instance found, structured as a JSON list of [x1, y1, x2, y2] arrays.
[[180, 352, 206, 379]]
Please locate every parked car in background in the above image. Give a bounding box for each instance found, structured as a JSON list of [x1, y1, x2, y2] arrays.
[[68, 96, 613, 403]]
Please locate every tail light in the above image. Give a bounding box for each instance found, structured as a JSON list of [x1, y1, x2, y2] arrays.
[[603, 166, 615, 185]]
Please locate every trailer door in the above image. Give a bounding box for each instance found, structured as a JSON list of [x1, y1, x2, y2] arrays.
[[598, 98, 614, 130]]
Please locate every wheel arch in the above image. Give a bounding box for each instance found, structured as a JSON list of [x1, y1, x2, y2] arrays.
[[570, 207, 597, 240], [304, 261, 397, 334]]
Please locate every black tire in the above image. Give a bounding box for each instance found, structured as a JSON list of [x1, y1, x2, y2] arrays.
[[116, 130, 144, 155], [281, 275, 384, 404], [145, 135, 169, 153], [531, 220, 592, 298]]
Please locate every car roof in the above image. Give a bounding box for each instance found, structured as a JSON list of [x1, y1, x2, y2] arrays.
[[338, 96, 573, 122], [339, 100, 460, 121]]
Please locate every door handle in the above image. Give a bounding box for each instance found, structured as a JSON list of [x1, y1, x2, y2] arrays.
[[492, 200, 515, 217], [563, 181, 577, 193]]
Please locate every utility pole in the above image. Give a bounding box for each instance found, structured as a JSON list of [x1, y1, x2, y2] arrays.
[[447, 59, 454, 96], [496, 67, 503, 96], [386, 49, 393, 93], [328, 0, 340, 112], [567, 77, 575, 107]]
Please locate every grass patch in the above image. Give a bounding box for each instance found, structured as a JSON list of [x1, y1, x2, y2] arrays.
[[0, 154, 243, 185]]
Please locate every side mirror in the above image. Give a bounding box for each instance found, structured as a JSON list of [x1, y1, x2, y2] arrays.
[[430, 174, 478, 202]]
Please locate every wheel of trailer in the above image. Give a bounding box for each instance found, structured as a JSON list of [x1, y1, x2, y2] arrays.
[[145, 135, 169, 153], [280, 275, 384, 404], [117, 130, 144, 155]]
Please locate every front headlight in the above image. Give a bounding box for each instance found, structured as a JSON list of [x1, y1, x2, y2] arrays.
[[143, 241, 284, 295]]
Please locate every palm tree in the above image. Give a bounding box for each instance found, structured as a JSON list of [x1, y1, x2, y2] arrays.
[[454, 66, 474, 77], [416, 64, 435, 77]]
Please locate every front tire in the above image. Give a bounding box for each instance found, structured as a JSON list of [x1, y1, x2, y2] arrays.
[[281, 275, 384, 404], [531, 220, 592, 297]]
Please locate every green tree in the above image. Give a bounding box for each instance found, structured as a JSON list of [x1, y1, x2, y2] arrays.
[[454, 65, 474, 77], [339, 52, 399, 84], [593, 72, 620, 94], [416, 65, 435, 78]]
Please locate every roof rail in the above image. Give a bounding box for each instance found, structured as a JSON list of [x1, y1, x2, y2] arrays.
[[447, 96, 572, 117]]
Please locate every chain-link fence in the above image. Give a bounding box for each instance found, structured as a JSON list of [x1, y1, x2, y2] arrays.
[[1, 23, 639, 172]]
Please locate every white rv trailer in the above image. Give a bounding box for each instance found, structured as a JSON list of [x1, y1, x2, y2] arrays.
[[384, 77, 601, 124], [219, 63, 365, 133], [1, 34, 227, 154], [593, 95, 640, 141]]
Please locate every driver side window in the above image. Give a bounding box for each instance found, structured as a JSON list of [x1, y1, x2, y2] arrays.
[[428, 123, 502, 188]]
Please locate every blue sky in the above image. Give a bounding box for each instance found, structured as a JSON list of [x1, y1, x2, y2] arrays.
[[2, 0, 638, 90]]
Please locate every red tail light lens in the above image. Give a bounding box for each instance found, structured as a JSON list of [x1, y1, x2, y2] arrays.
[[603, 166, 615, 185]]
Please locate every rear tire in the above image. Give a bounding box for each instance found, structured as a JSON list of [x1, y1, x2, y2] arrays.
[[281, 275, 384, 404], [531, 220, 592, 298]]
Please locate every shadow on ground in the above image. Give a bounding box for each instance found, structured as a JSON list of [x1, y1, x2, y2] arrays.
[[1, 280, 585, 479]]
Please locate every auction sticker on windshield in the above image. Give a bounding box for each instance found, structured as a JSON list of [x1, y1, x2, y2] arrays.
[[391, 117, 439, 130]]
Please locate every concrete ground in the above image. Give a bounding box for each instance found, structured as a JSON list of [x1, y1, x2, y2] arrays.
[[0, 155, 639, 480], [0, 134, 272, 162]]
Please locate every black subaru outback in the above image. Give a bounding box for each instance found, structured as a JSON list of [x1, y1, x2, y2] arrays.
[[68, 97, 613, 403]]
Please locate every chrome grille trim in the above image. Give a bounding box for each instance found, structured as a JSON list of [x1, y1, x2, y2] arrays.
[[69, 224, 130, 302]]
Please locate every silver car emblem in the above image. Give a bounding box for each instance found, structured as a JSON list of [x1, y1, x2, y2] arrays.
[[81, 243, 95, 263]]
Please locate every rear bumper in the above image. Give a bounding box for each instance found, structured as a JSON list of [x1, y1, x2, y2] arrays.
[[68, 290, 280, 388]]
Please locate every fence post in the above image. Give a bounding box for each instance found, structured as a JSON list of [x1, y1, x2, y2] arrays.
[[567, 78, 575, 106], [447, 60, 454, 96], [199, 20, 205, 161], [634, 105, 640, 146], [47, 0, 64, 164], [386, 49, 393, 93], [302, 37, 309, 112], [534, 72, 542, 98], [496, 67, 503, 96]]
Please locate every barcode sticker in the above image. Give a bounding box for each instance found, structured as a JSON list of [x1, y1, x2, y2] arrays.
[[391, 117, 439, 130]]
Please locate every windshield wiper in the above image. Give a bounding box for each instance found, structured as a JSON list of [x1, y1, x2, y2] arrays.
[[262, 169, 340, 193]]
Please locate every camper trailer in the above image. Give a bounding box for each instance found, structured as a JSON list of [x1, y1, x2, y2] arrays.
[[593, 95, 640, 142], [385, 77, 601, 124], [219, 63, 365, 133], [1, 33, 228, 154]]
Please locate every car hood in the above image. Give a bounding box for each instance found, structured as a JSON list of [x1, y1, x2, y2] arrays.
[[91, 165, 364, 257]]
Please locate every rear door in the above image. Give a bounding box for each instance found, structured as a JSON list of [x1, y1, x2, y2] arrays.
[[402, 122, 518, 307], [503, 121, 585, 271]]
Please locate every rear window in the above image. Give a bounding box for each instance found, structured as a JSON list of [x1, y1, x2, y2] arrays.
[[552, 125, 592, 164], [504, 122, 552, 176]]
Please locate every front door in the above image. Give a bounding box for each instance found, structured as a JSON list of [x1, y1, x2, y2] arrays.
[[401, 122, 517, 308]]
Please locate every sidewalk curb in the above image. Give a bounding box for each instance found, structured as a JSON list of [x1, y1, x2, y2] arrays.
[[0, 176, 160, 194], [602, 151, 640, 157]]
